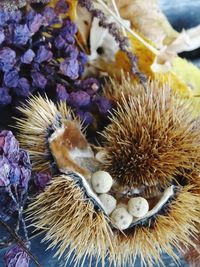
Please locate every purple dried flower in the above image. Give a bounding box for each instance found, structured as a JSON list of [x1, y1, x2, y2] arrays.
[[78, 52, 88, 65], [43, 7, 56, 25], [14, 24, 31, 45], [0, 29, 5, 44], [0, 10, 9, 26], [60, 58, 79, 80], [0, 47, 16, 72], [61, 19, 77, 39], [18, 149, 31, 168], [0, 156, 11, 187], [0, 131, 19, 162], [65, 45, 79, 59], [9, 164, 21, 186], [35, 45, 53, 63], [81, 78, 99, 95], [56, 84, 69, 101], [54, 35, 66, 49], [28, 13, 43, 33], [34, 172, 52, 191], [94, 96, 112, 114], [21, 49, 35, 64], [4, 70, 19, 88], [16, 78, 30, 97], [69, 91, 90, 107], [55, 0, 69, 14], [31, 71, 47, 89], [0, 87, 11, 106], [77, 110, 94, 125], [4, 244, 30, 267], [20, 166, 31, 190], [8, 10, 22, 23]]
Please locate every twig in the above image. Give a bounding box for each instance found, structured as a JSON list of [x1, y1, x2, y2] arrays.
[[0, 219, 42, 267], [96, 0, 159, 55]]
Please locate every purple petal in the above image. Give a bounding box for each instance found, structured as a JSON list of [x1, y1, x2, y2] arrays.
[[60, 58, 79, 80], [78, 52, 88, 65], [0, 10, 9, 26], [68, 91, 90, 108], [0, 156, 10, 187], [0, 29, 5, 44], [14, 24, 31, 45], [34, 172, 52, 191], [54, 35, 66, 49], [9, 163, 21, 186], [35, 45, 53, 63], [4, 244, 30, 267], [8, 10, 22, 23], [56, 84, 69, 101], [19, 166, 31, 190], [21, 49, 35, 64], [55, 0, 69, 14], [76, 110, 94, 125], [0, 47, 16, 72], [16, 78, 30, 97], [0, 131, 19, 162], [43, 7, 56, 25], [31, 71, 47, 89], [28, 13, 43, 33], [61, 19, 77, 39], [81, 78, 100, 95], [0, 88, 11, 107], [65, 45, 78, 59], [94, 96, 113, 114], [4, 70, 19, 88]]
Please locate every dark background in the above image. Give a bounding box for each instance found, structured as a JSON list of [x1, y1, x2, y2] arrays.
[[1, 0, 200, 266]]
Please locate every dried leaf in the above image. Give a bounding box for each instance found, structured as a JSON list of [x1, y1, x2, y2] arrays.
[[115, 0, 178, 49]]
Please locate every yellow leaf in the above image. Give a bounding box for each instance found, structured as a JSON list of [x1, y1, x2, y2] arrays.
[[172, 57, 200, 95]]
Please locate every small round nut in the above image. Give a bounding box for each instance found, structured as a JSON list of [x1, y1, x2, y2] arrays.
[[128, 197, 149, 218], [116, 203, 127, 209], [91, 171, 113, 194], [111, 207, 132, 230], [99, 194, 117, 215]]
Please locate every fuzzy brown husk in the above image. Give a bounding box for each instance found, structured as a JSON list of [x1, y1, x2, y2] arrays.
[[27, 175, 200, 267], [15, 96, 91, 175], [101, 81, 200, 188]]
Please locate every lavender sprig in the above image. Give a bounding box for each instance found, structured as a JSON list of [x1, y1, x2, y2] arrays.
[[78, 0, 147, 85]]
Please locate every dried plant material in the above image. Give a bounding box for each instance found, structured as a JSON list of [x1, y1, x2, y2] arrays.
[[0, 0, 49, 10], [113, 185, 200, 267], [76, 5, 92, 46], [114, 0, 178, 49], [27, 172, 200, 266], [15, 96, 93, 175], [48, 0, 78, 20], [101, 80, 200, 188], [27, 174, 114, 266]]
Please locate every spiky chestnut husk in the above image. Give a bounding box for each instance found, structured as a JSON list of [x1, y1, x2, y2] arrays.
[[100, 81, 200, 188], [103, 72, 144, 107], [27, 174, 115, 266], [15, 96, 93, 176], [27, 172, 200, 267]]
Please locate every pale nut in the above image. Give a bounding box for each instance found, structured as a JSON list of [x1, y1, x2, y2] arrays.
[[91, 171, 113, 194], [111, 207, 133, 230], [128, 197, 149, 218], [116, 203, 127, 209], [99, 194, 117, 215]]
